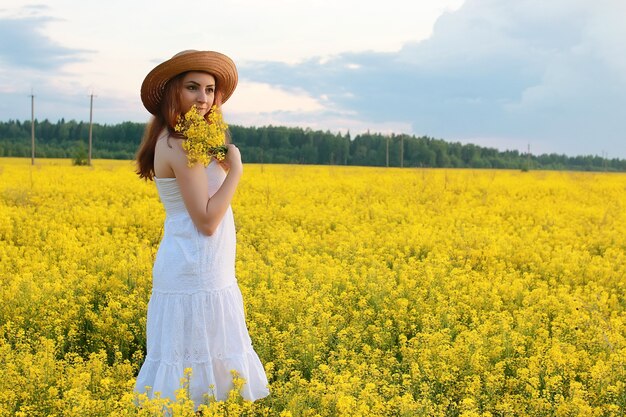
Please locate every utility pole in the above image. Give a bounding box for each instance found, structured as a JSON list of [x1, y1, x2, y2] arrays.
[[30, 90, 35, 165], [527, 143, 531, 170], [386, 136, 389, 167], [88, 93, 95, 165], [400, 135, 404, 168]]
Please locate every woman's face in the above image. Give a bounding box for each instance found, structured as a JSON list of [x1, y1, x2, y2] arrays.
[[180, 71, 216, 116]]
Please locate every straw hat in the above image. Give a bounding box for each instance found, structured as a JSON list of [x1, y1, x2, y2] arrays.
[[141, 50, 238, 115]]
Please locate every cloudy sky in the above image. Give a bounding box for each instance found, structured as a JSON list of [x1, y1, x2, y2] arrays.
[[1, 0, 625, 157]]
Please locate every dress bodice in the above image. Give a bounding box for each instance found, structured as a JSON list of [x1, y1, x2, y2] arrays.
[[155, 159, 226, 219]]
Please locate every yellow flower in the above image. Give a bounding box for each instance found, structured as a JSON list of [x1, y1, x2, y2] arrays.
[[175, 104, 228, 167]]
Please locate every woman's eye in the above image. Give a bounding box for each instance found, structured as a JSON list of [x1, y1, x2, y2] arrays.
[[206, 87, 214, 94], [186, 85, 197, 91]]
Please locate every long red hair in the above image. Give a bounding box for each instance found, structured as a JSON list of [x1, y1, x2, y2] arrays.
[[136, 71, 225, 180]]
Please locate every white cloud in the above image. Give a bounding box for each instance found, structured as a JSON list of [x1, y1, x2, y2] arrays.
[[224, 82, 412, 135], [227, 108, 412, 138], [225, 82, 324, 114]]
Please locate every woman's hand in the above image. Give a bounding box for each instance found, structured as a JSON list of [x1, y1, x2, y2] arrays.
[[218, 144, 243, 174]]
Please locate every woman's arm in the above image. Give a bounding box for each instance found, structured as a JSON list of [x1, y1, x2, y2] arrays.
[[169, 141, 243, 235]]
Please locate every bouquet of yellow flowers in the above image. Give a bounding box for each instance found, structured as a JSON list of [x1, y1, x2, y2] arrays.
[[175, 105, 228, 167]]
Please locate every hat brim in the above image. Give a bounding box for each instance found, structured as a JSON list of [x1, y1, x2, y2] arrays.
[[141, 50, 238, 116]]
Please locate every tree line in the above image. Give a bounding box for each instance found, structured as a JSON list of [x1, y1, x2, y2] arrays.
[[0, 119, 624, 171]]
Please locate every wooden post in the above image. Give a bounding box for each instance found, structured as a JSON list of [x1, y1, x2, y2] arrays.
[[88, 93, 94, 166], [386, 136, 389, 167], [400, 135, 404, 168], [30, 91, 35, 165]]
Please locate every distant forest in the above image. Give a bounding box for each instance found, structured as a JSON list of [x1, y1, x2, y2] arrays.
[[0, 119, 624, 171]]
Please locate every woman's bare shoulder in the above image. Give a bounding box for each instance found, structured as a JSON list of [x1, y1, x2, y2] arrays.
[[156, 133, 185, 154], [154, 133, 188, 177]]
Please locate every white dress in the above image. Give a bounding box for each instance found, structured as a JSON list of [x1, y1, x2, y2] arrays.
[[134, 159, 269, 406]]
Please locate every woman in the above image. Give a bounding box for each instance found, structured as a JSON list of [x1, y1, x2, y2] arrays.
[[134, 50, 269, 408]]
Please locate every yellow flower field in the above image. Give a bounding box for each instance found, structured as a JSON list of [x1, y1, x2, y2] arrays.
[[0, 157, 625, 416]]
